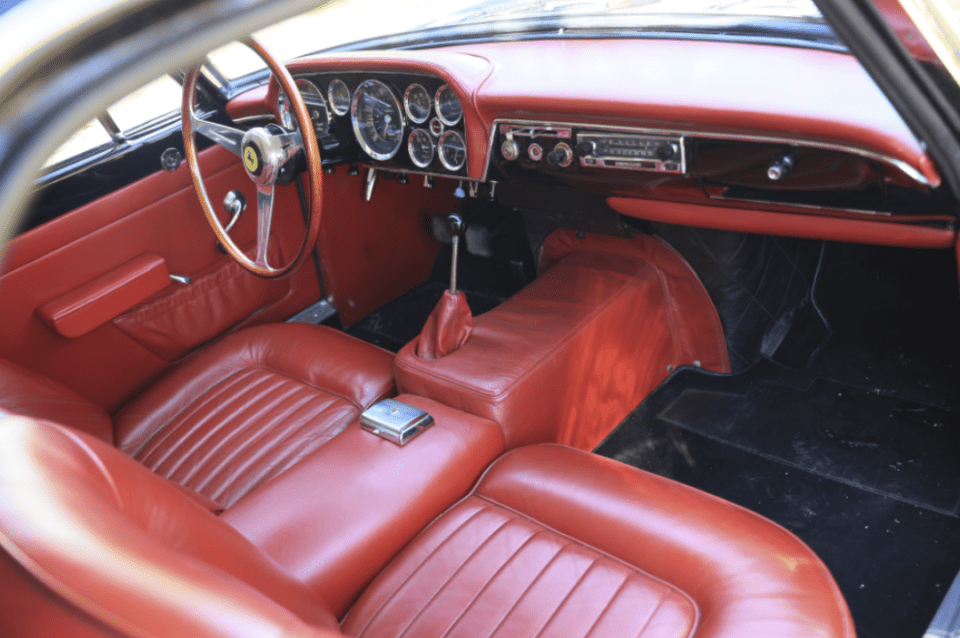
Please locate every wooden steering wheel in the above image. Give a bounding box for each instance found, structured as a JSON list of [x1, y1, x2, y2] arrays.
[[181, 37, 322, 278]]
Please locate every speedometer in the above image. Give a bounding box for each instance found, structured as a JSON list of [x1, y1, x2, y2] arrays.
[[351, 80, 405, 161], [438, 130, 467, 171]]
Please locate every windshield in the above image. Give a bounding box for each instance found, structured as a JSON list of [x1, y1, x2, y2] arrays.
[[208, 0, 824, 80]]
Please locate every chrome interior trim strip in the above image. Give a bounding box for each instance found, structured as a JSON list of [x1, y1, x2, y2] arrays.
[[482, 118, 933, 187]]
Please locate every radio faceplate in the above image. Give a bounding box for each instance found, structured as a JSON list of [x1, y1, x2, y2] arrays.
[[495, 122, 686, 175]]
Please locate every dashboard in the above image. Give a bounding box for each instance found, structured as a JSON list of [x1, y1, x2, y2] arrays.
[[226, 39, 955, 246]]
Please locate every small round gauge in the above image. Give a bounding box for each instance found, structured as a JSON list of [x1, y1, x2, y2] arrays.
[[404, 84, 431, 124], [278, 79, 330, 135], [435, 85, 462, 126], [351, 79, 405, 161], [408, 129, 434, 168], [429, 117, 443, 137], [438, 130, 466, 171], [328, 79, 351, 116]]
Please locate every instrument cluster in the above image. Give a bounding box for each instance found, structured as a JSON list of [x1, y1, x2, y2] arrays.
[[277, 71, 467, 176]]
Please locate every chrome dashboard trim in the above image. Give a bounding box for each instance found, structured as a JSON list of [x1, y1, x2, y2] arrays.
[[482, 118, 933, 188]]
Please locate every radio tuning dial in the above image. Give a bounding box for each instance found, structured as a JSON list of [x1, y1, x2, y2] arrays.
[[656, 142, 680, 160], [576, 141, 595, 156]]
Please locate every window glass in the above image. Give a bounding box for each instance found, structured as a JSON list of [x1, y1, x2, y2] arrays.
[[42, 119, 112, 168], [106, 75, 182, 132]]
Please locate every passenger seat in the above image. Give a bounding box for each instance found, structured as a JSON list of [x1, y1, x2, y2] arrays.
[[0, 413, 855, 638]]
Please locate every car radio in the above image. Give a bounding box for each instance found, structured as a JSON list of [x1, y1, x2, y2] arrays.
[[496, 123, 686, 175]]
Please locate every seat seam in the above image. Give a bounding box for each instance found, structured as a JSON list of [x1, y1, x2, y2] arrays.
[[473, 539, 576, 638], [350, 502, 496, 638], [435, 528, 556, 638], [190, 387, 334, 498], [631, 587, 670, 638], [580, 570, 632, 638], [162, 374, 302, 485], [392, 513, 527, 638], [528, 556, 603, 638]]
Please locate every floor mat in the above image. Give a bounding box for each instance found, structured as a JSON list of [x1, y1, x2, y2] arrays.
[[655, 366, 960, 515]]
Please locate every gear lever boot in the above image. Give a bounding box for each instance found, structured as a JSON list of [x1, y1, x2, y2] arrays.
[[415, 214, 473, 360]]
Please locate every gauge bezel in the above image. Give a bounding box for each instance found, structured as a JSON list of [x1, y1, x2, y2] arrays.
[[438, 130, 467, 171], [408, 128, 435, 169], [351, 79, 406, 162], [286, 79, 331, 135], [404, 83, 431, 125], [328, 79, 351, 116], [434, 85, 463, 127]]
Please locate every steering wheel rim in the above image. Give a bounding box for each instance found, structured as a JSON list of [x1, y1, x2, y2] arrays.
[[181, 37, 323, 278]]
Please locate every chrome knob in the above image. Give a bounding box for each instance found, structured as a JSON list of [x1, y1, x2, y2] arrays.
[[768, 152, 798, 181], [501, 139, 520, 161]]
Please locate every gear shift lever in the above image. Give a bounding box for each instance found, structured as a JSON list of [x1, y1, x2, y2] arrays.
[[413, 212, 474, 360], [447, 213, 465, 295]]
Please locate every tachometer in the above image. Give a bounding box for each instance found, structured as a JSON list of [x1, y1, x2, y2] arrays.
[[328, 79, 351, 116], [438, 130, 466, 171], [351, 80, 405, 161], [435, 85, 462, 126], [408, 129, 434, 168], [404, 84, 431, 124], [278, 79, 330, 134]]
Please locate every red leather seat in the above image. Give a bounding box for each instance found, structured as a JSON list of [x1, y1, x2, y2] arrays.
[[0, 323, 395, 508], [0, 414, 855, 638]]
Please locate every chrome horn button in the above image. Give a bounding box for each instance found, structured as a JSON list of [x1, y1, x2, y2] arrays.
[[240, 126, 295, 185]]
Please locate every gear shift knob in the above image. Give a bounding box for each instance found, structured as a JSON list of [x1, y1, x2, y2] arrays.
[[446, 214, 465, 237]]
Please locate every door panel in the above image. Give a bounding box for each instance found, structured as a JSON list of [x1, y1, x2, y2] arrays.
[[0, 145, 320, 411]]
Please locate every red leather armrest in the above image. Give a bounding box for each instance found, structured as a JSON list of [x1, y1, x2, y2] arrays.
[[36, 253, 170, 339]]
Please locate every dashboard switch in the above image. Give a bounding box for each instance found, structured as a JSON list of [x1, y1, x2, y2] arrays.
[[656, 142, 680, 160], [501, 139, 520, 161], [528, 143, 544, 161], [768, 151, 798, 180], [546, 142, 573, 167]]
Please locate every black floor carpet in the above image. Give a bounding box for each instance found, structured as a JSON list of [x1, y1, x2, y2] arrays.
[[597, 242, 960, 638]]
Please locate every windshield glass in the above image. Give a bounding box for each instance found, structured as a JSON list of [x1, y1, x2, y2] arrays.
[[208, 0, 824, 80]]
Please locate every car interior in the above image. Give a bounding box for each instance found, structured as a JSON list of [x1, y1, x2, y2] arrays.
[[1, 3, 960, 638]]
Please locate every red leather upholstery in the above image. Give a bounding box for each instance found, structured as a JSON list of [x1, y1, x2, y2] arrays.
[[224, 395, 505, 617], [415, 290, 473, 360], [0, 413, 340, 638], [0, 357, 112, 443], [113, 323, 396, 508], [395, 230, 729, 450], [344, 444, 855, 638]]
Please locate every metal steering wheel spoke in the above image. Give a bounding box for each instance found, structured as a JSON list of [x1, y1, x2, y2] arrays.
[[192, 115, 245, 157], [254, 183, 276, 270]]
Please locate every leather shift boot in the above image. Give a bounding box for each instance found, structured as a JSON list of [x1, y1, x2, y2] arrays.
[[415, 290, 473, 359]]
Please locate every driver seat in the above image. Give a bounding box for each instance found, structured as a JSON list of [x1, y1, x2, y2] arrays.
[[0, 322, 396, 509]]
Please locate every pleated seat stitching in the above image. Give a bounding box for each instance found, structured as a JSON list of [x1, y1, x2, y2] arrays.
[[163, 372, 295, 486], [579, 570, 632, 638], [132, 368, 259, 463], [527, 555, 603, 638], [352, 502, 497, 638], [392, 514, 530, 638], [482, 540, 577, 638], [437, 529, 560, 638], [631, 588, 671, 638], [183, 375, 312, 494], [200, 389, 343, 502]]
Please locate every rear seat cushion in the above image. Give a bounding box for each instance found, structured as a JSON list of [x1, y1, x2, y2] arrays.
[[343, 445, 854, 638]]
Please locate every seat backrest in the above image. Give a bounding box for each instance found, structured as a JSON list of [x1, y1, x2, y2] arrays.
[[0, 410, 340, 638]]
